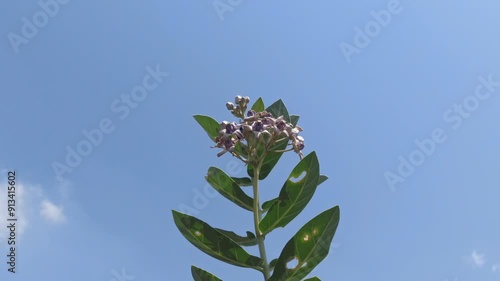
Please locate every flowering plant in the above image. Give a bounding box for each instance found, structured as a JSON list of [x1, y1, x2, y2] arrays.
[[172, 96, 340, 281]]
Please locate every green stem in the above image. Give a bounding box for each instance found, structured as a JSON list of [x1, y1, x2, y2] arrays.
[[253, 161, 270, 280]]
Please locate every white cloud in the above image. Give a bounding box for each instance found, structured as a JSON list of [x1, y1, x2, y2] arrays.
[[466, 250, 486, 267], [40, 200, 66, 224], [492, 264, 500, 273], [0, 174, 69, 242]]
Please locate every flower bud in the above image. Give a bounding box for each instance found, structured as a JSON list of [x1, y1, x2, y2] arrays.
[[241, 124, 253, 133], [219, 121, 230, 130], [262, 117, 274, 126], [225, 122, 238, 134], [235, 95, 243, 104], [276, 120, 287, 131], [226, 102, 235, 110], [252, 121, 264, 132], [233, 130, 244, 140], [224, 139, 235, 150], [293, 140, 305, 151], [297, 142, 305, 150]]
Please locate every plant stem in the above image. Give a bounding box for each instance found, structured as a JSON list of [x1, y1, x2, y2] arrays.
[[253, 161, 271, 280]]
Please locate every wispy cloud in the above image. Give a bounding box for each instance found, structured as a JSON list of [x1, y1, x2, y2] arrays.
[[466, 250, 486, 267], [40, 200, 66, 224], [0, 174, 68, 242], [492, 264, 500, 273]]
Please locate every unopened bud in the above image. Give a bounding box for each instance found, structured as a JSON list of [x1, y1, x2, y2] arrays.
[[220, 121, 230, 130], [226, 102, 235, 110]]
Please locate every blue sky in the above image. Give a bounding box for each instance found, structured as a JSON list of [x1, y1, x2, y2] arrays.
[[1, 0, 500, 280]]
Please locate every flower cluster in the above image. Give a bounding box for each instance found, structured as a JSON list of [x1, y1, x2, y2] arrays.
[[214, 96, 305, 160], [225, 95, 250, 119]]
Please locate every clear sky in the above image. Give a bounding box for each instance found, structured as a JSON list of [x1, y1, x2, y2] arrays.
[[1, 1, 500, 280]]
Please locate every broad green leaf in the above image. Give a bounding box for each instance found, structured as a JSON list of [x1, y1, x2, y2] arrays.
[[247, 138, 288, 180], [214, 229, 257, 246], [318, 175, 328, 186], [259, 152, 320, 234], [193, 115, 220, 142], [304, 277, 321, 281], [172, 211, 263, 270], [262, 198, 278, 212], [251, 97, 265, 112], [263, 175, 327, 213], [266, 99, 290, 122], [206, 167, 254, 211], [191, 266, 222, 281], [290, 115, 300, 126], [232, 177, 252, 187], [269, 206, 340, 281]]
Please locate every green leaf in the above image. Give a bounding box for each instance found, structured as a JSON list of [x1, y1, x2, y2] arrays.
[[206, 167, 254, 211], [231, 177, 252, 187], [172, 211, 263, 270], [304, 277, 321, 281], [263, 175, 328, 213], [318, 175, 328, 186], [269, 206, 340, 281], [259, 152, 321, 234], [269, 258, 278, 271], [247, 138, 288, 180], [214, 229, 257, 246], [290, 115, 300, 126], [193, 115, 220, 142], [251, 97, 265, 112], [266, 99, 290, 122], [262, 198, 278, 212], [191, 266, 222, 281]]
